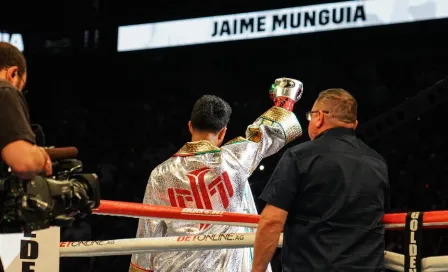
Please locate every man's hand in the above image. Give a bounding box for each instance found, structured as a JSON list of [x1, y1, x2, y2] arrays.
[[39, 147, 52, 176], [269, 78, 303, 111]]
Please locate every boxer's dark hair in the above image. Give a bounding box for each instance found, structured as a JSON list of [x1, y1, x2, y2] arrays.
[[316, 88, 357, 123], [0, 42, 26, 76], [191, 95, 232, 133]]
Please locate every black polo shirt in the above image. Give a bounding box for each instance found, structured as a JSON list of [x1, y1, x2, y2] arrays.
[[0, 80, 35, 176], [260, 127, 389, 272]]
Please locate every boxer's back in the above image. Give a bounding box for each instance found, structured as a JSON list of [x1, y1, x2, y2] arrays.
[[133, 148, 261, 272]]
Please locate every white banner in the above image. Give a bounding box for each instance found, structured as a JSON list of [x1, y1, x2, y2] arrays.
[[0, 33, 24, 52], [117, 0, 448, 52], [0, 227, 60, 272]]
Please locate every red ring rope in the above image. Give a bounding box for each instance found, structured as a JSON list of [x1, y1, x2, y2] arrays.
[[94, 200, 448, 230], [383, 211, 448, 229], [94, 200, 259, 226]]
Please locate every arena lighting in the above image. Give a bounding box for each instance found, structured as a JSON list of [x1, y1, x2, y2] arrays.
[[0, 32, 24, 52], [117, 0, 448, 52], [259, 165, 265, 171]]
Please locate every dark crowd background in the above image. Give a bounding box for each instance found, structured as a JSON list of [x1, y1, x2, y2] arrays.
[[2, 0, 448, 271]]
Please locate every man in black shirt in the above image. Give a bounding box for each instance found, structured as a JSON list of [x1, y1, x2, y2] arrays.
[[0, 42, 52, 179], [252, 89, 388, 272], [0, 41, 54, 272]]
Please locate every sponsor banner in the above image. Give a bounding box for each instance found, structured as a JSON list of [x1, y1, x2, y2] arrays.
[[60, 240, 115, 248], [117, 0, 448, 52], [60, 233, 257, 257], [0, 227, 60, 272], [181, 208, 224, 216], [0, 32, 24, 52], [404, 212, 424, 272], [176, 233, 244, 242]]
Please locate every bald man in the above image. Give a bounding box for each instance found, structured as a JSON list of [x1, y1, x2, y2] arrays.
[[252, 89, 389, 272]]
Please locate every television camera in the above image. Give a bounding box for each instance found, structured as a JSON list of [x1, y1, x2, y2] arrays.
[[0, 147, 101, 233]]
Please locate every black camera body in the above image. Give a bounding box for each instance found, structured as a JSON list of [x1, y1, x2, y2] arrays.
[[0, 159, 101, 233]]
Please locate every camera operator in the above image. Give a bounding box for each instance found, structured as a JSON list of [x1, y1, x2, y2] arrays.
[[0, 42, 52, 179], [0, 43, 101, 272]]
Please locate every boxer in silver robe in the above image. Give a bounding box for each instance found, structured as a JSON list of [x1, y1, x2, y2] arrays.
[[130, 78, 304, 272]]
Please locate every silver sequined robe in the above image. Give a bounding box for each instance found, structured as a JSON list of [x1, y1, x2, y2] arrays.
[[130, 106, 301, 272]]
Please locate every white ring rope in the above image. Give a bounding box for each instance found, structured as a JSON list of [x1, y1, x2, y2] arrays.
[[60, 233, 278, 257], [383, 251, 448, 272], [59, 232, 448, 272], [59, 233, 448, 272]]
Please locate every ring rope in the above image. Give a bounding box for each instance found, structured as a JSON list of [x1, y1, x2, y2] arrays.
[[58, 233, 446, 272], [57, 232, 399, 272], [60, 233, 276, 257], [94, 200, 448, 230], [94, 200, 259, 228]]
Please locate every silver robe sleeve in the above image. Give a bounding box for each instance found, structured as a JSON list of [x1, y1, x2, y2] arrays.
[[221, 106, 302, 176]]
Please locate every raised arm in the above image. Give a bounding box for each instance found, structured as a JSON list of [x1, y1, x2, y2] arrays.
[[222, 77, 303, 176]]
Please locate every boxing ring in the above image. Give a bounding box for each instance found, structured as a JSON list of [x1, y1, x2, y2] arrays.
[[59, 200, 448, 271]]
